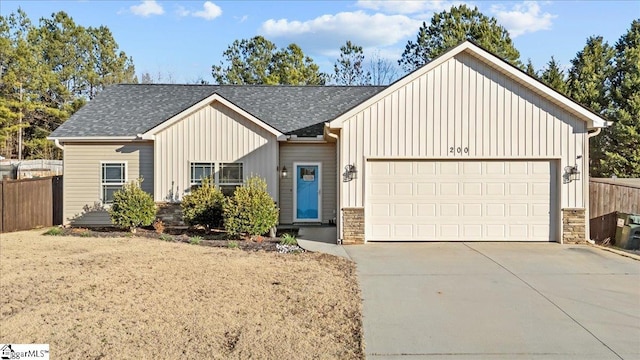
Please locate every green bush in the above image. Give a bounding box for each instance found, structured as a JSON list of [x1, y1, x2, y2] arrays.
[[159, 234, 173, 242], [223, 176, 279, 238], [109, 178, 156, 233], [280, 233, 297, 246], [44, 227, 63, 236], [189, 236, 202, 245], [181, 177, 225, 229]]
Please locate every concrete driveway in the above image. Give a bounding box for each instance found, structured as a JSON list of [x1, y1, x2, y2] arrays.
[[344, 243, 640, 359]]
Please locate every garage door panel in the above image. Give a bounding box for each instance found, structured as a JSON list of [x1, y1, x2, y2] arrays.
[[366, 160, 556, 242]]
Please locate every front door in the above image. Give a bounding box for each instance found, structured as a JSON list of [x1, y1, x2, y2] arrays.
[[294, 163, 321, 222]]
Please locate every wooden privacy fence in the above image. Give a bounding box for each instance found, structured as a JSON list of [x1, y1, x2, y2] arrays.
[[0, 176, 63, 233], [589, 178, 640, 242]]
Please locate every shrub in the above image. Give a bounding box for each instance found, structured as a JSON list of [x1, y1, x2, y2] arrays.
[[280, 233, 297, 246], [227, 240, 239, 249], [44, 227, 63, 236], [189, 236, 202, 245], [108, 178, 157, 233], [159, 234, 173, 242], [153, 219, 165, 234], [181, 177, 224, 229], [223, 176, 279, 239]]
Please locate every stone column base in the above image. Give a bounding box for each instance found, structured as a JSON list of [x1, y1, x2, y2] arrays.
[[156, 202, 185, 227], [562, 208, 586, 244], [342, 207, 364, 245]]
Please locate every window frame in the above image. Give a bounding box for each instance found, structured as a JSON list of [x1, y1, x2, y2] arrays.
[[218, 162, 244, 196], [189, 162, 216, 188], [100, 161, 127, 205], [189, 161, 244, 195]]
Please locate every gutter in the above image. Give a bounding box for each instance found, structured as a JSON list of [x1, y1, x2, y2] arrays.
[[53, 139, 64, 151], [587, 127, 602, 139], [324, 124, 342, 245]]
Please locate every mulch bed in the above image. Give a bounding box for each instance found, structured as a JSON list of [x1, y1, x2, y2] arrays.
[[58, 227, 298, 252]]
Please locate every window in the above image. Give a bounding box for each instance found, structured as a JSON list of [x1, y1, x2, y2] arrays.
[[101, 162, 126, 204], [219, 163, 243, 196], [189, 162, 243, 196], [190, 162, 215, 188]]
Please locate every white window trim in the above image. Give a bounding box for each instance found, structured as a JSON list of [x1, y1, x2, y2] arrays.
[[100, 161, 128, 205], [189, 161, 244, 191], [189, 162, 216, 188]]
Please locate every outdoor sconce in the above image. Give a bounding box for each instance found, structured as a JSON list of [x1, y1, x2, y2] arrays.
[[343, 164, 357, 182], [563, 156, 582, 183], [280, 166, 288, 178]]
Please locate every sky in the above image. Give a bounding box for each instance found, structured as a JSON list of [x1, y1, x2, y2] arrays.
[[2, 0, 638, 83]]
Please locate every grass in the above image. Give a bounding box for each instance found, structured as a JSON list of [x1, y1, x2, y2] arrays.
[[0, 230, 363, 359], [43, 227, 63, 236], [189, 235, 202, 245], [280, 233, 297, 246]]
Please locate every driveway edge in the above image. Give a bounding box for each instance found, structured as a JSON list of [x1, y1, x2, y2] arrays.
[[589, 244, 640, 261]]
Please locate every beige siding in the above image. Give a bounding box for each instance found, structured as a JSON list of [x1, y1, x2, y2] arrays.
[[154, 102, 278, 201], [279, 142, 336, 224], [339, 52, 587, 209], [63, 142, 154, 226]]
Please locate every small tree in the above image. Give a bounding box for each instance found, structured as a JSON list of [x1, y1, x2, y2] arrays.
[[109, 178, 156, 233], [223, 176, 279, 239], [181, 177, 225, 229]]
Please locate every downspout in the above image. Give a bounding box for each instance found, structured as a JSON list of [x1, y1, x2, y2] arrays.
[[53, 139, 64, 151], [584, 127, 603, 243], [324, 124, 342, 244]]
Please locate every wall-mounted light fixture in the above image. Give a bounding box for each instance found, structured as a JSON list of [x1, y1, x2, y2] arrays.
[[343, 164, 357, 182], [563, 155, 582, 183], [280, 166, 288, 178]]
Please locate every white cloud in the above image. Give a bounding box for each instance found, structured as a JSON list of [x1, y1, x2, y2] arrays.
[[176, 1, 222, 20], [130, 0, 164, 17], [235, 15, 249, 23], [491, 1, 556, 38], [356, 0, 465, 14], [193, 1, 222, 20], [176, 6, 190, 17], [260, 11, 421, 55]]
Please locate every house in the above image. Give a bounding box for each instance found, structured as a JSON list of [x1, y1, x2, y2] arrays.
[[49, 41, 608, 244]]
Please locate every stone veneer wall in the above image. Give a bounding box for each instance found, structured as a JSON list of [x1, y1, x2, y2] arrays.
[[156, 202, 185, 227], [562, 208, 586, 244], [342, 207, 364, 245]]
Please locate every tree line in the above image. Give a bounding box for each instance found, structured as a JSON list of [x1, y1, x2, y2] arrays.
[[0, 9, 136, 160], [0, 6, 638, 177]]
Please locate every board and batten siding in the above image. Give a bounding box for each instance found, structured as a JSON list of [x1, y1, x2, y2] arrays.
[[154, 102, 278, 201], [279, 142, 337, 224], [63, 142, 154, 226], [339, 52, 587, 210]]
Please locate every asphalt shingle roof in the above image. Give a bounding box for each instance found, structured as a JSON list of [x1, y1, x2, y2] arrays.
[[50, 84, 386, 138]]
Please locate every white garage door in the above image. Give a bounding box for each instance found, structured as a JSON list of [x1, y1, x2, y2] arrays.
[[366, 160, 557, 242]]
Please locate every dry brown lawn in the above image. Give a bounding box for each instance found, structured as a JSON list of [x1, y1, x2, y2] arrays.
[[0, 230, 363, 359]]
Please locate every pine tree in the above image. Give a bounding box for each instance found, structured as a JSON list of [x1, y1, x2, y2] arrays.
[[333, 41, 371, 85], [539, 56, 567, 94], [601, 20, 640, 177], [398, 5, 521, 72]]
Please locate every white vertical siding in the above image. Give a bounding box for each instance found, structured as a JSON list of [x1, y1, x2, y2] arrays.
[[63, 142, 154, 226], [339, 52, 587, 209], [278, 142, 337, 224], [154, 102, 278, 201]]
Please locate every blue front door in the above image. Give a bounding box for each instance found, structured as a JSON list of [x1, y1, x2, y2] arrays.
[[295, 164, 320, 221]]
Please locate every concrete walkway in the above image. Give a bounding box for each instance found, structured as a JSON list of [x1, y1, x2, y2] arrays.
[[344, 242, 640, 360], [296, 226, 351, 259]]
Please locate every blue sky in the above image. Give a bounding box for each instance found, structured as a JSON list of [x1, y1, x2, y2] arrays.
[[2, 0, 638, 83]]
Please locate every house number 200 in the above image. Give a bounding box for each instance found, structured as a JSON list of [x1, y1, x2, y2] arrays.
[[449, 146, 469, 154]]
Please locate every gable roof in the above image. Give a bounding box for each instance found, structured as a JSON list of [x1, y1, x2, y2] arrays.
[[49, 84, 386, 139], [328, 41, 609, 129]]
